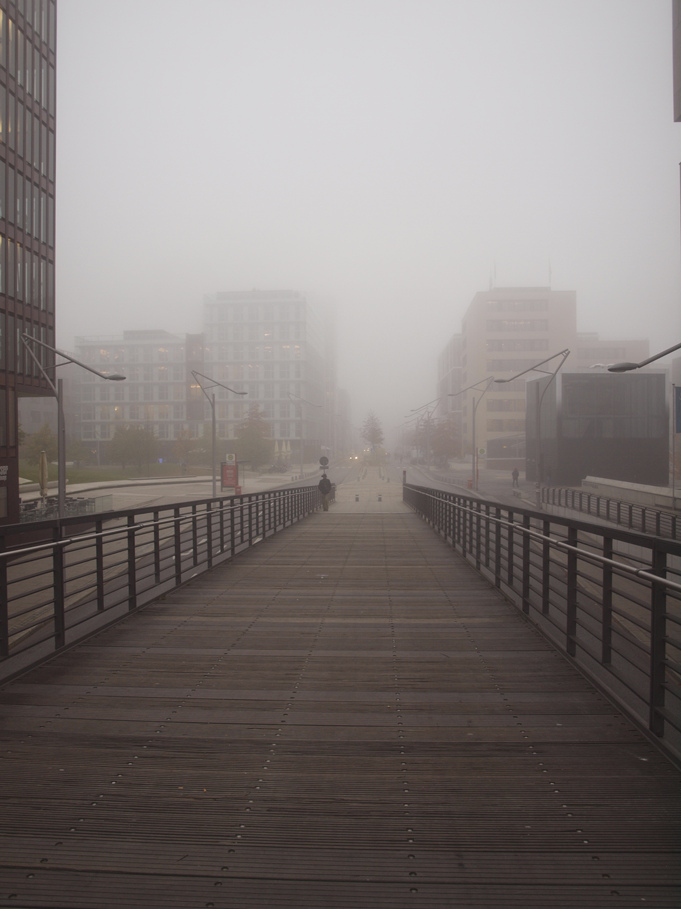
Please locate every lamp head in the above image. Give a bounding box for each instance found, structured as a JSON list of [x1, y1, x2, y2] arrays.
[[607, 362, 638, 373]]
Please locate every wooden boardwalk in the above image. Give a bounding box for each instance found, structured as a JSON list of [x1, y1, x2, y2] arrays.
[[1, 476, 680, 908]]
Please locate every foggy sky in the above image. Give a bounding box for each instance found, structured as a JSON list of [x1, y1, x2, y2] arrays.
[[55, 0, 681, 442]]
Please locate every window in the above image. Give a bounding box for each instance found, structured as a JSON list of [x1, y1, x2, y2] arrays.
[[24, 36, 31, 94], [486, 338, 548, 352]]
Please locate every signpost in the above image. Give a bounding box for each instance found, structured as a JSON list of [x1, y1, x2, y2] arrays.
[[221, 453, 238, 491]]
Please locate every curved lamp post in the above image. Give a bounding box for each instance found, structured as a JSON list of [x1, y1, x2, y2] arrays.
[[607, 342, 681, 509], [608, 340, 681, 373], [22, 334, 126, 519], [288, 392, 323, 480], [449, 378, 494, 491], [494, 348, 570, 508], [191, 371, 247, 498]]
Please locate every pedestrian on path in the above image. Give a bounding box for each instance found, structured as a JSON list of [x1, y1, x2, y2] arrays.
[[511, 467, 520, 488], [318, 473, 332, 511]]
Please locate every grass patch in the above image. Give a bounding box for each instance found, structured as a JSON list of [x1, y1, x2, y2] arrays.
[[20, 461, 210, 485]]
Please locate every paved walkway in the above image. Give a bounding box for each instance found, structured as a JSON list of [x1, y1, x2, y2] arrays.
[[0, 471, 679, 907]]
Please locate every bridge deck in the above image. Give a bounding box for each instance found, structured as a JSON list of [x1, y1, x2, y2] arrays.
[[1, 476, 680, 908]]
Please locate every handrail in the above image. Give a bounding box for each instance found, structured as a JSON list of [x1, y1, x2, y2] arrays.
[[403, 482, 681, 767], [0, 485, 329, 683], [0, 487, 313, 560], [543, 485, 681, 541]]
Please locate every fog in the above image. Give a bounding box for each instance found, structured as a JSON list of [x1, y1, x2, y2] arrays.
[[55, 0, 681, 441]]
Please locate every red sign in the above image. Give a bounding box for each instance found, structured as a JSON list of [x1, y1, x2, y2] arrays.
[[221, 462, 238, 488]]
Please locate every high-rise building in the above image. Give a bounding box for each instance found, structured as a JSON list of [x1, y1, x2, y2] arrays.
[[460, 287, 577, 468], [0, 1, 57, 524], [202, 290, 333, 468]]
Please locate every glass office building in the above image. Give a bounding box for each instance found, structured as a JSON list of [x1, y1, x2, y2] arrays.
[[0, 0, 57, 524], [526, 372, 668, 487]]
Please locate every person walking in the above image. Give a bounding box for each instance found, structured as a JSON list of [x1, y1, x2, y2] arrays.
[[318, 473, 332, 511], [511, 467, 520, 488]]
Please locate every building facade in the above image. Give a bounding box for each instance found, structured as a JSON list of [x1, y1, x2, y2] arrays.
[[73, 331, 204, 458], [0, 0, 57, 524], [202, 290, 332, 467], [459, 286, 577, 468], [70, 292, 335, 470], [438, 286, 652, 471]]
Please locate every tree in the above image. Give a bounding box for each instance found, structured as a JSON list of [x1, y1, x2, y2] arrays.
[[22, 423, 58, 466], [234, 406, 273, 469], [109, 425, 158, 471], [361, 411, 384, 449]]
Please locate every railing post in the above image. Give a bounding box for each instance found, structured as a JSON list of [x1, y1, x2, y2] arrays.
[[601, 536, 613, 665], [494, 506, 502, 588], [566, 526, 578, 656], [219, 498, 226, 552], [542, 519, 550, 615], [192, 504, 199, 567], [153, 509, 161, 584], [206, 502, 213, 570], [96, 517, 105, 610], [521, 513, 530, 613], [461, 499, 468, 556], [507, 511, 515, 588], [0, 539, 7, 658], [174, 506, 182, 585], [649, 548, 667, 737], [230, 501, 237, 557], [127, 514, 137, 612], [52, 525, 66, 648]]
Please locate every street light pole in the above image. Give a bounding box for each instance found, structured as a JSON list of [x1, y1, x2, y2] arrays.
[[494, 348, 570, 509], [288, 392, 323, 480], [191, 371, 247, 498], [449, 378, 494, 491], [407, 396, 446, 472], [21, 334, 127, 520]]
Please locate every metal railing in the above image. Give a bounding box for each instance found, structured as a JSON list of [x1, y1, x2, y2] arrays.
[[0, 485, 327, 683], [543, 485, 681, 541], [404, 482, 681, 765]]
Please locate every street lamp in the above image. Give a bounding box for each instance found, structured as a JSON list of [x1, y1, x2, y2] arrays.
[[191, 371, 247, 498], [449, 377, 494, 491], [288, 392, 323, 480], [21, 334, 126, 519], [608, 341, 681, 373], [494, 348, 570, 507]]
